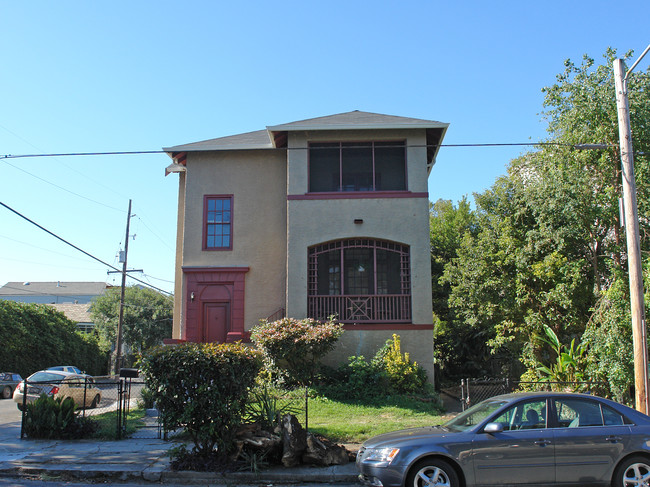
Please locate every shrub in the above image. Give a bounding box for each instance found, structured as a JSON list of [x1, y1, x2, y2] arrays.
[[244, 375, 300, 430], [23, 395, 97, 439], [317, 335, 429, 399], [250, 316, 343, 386], [140, 342, 262, 457], [379, 335, 427, 393]]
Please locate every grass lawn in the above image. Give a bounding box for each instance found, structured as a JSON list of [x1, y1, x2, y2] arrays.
[[91, 408, 146, 439], [292, 395, 451, 444]]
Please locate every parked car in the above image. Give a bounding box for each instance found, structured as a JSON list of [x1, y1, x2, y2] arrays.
[[13, 370, 101, 411], [0, 373, 22, 399], [357, 391, 650, 487], [47, 365, 84, 374]]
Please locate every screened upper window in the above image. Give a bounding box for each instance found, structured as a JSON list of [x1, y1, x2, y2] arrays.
[[309, 141, 406, 193], [204, 196, 232, 250]]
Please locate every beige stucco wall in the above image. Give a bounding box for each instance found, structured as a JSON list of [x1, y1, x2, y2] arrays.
[[172, 171, 186, 339], [178, 150, 287, 332], [284, 129, 433, 325]]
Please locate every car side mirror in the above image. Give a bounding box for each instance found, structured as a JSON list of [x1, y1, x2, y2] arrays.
[[483, 422, 504, 434]]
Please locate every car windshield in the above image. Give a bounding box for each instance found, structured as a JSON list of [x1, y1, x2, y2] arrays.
[[444, 399, 509, 432]]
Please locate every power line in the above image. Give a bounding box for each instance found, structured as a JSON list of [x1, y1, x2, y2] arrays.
[[2, 160, 125, 212], [1, 150, 165, 159], [0, 201, 172, 296], [0, 142, 612, 160]]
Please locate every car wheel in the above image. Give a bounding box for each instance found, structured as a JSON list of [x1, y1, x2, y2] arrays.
[[91, 394, 100, 408], [2, 386, 11, 399], [406, 458, 460, 487], [16, 403, 24, 412], [613, 455, 650, 487]]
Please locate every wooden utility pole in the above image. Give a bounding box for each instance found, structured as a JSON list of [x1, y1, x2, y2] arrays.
[[114, 199, 132, 375], [613, 58, 648, 414]]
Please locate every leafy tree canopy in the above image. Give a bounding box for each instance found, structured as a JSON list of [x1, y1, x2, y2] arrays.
[[439, 48, 650, 389], [90, 286, 173, 355]]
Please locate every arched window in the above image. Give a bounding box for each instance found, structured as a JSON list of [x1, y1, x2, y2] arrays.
[[308, 239, 411, 323]]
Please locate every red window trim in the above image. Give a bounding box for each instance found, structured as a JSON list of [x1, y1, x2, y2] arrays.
[[203, 195, 233, 251], [288, 191, 428, 200]]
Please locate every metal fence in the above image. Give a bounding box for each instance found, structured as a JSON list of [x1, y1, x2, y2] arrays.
[[440, 378, 607, 412], [19, 369, 161, 440]]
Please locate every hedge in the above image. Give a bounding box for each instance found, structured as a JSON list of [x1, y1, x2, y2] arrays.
[[0, 301, 108, 377]]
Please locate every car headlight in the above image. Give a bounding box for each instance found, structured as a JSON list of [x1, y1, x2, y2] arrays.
[[363, 447, 400, 464]]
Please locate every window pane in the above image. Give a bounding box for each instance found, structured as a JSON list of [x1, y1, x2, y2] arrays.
[[374, 142, 406, 191], [344, 248, 374, 294], [317, 249, 341, 295], [310, 143, 340, 192], [491, 400, 547, 431], [205, 197, 233, 249], [342, 142, 373, 191], [555, 399, 604, 428], [602, 406, 624, 425], [376, 249, 402, 294]]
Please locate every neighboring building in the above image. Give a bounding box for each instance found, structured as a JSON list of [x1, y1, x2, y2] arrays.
[[0, 281, 111, 304], [49, 303, 96, 333], [163, 111, 449, 381]]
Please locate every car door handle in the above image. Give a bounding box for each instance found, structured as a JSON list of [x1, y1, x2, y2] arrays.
[[534, 439, 552, 446], [606, 435, 623, 443]]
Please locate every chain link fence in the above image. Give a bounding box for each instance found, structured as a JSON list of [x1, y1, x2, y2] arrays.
[[441, 378, 607, 412]]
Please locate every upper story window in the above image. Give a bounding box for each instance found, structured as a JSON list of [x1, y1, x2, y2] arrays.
[[309, 141, 406, 193], [203, 195, 232, 250]]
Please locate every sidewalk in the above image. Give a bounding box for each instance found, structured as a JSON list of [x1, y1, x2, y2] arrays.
[[0, 432, 359, 484]]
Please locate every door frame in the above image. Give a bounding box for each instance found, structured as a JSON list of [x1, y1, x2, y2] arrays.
[[182, 266, 249, 343]]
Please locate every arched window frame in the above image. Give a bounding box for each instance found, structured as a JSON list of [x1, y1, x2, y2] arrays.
[[307, 238, 411, 323]]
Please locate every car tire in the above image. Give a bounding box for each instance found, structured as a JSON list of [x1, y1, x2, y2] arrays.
[[406, 458, 460, 487], [2, 386, 11, 399], [613, 455, 650, 487], [91, 394, 100, 408], [16, 403, 24, 412]]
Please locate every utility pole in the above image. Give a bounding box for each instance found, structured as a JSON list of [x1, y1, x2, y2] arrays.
[[115, 199, 132, 375], [613, 50, 649, 414]]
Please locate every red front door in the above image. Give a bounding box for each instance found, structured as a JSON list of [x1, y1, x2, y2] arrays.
[[203, 303, 230, 343]]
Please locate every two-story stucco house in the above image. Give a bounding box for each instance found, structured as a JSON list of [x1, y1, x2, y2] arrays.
[[164, 111, 448, 380]]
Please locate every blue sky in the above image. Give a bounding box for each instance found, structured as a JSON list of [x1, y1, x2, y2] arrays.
[[1, 1, 648, 294]]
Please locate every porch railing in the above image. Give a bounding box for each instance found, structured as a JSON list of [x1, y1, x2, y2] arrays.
[[308, 294, 411, 323]]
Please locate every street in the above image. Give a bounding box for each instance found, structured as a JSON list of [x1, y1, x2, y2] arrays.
[[0, 399, 21, 441], [0, 479, 361, 487]]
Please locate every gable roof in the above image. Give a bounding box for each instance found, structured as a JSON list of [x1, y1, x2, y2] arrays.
[[267, 111, 448, 132], [49, 303, 93, 323], [163, 111, 449, 166], [0, 281, 110, 297]]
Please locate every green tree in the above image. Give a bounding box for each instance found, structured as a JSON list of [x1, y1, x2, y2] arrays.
[[430, 198, 492, 380], [90, 286, 173, 356], [441, 49, 650, 383]]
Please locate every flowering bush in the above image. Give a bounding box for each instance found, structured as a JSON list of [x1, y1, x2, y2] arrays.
[[250, 316, 343, 385], [140, 342, 262, 456], [377, 334, 427, 393]]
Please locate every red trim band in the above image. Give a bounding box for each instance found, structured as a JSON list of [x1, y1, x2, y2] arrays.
[[288, 191, 429, 200]]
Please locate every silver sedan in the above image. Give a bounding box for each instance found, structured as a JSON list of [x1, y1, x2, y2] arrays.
[[357, 392, 650, 487]]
